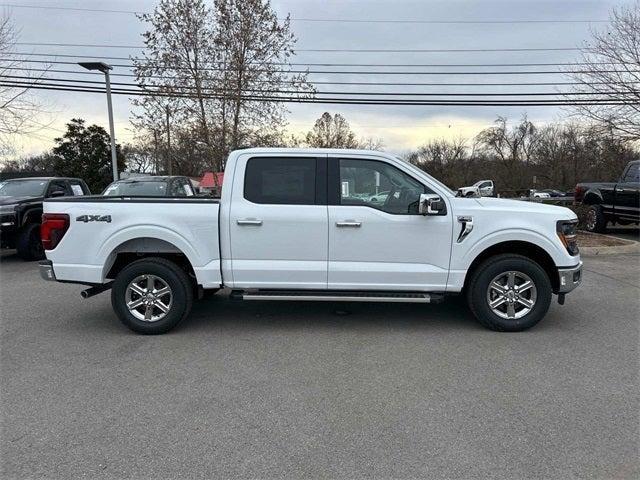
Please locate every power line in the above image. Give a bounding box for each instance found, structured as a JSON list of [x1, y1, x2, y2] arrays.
[[6, 58, 633, 75], [5, 66, 639, 88], [0, 74, 630, 97], [13, 42, 583, 53], [0, 80, 632, 106], [0, 4, 608, 24], [4, 51, 616, 68]]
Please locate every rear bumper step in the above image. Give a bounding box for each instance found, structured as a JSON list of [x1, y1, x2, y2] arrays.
[[232, 289, 444, 303]]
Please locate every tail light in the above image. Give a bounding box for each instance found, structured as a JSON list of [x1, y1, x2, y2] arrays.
[[574, 185, 585, 203], [41, 214, 70, 250]]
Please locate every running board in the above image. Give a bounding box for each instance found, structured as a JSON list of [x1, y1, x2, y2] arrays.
[[232, 290, 444, 303]]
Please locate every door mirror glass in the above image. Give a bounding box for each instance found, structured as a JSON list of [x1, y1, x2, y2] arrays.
[[419, 193, 446, 215]]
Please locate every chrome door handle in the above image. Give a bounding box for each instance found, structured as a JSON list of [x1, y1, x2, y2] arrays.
[[237, 219, 263, 226], [336, 221, 362, 227]]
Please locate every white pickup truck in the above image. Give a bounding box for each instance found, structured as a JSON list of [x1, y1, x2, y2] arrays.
[[39, 148, 582, 334]]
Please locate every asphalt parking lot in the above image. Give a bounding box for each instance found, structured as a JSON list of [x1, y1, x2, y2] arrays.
[[1, 251, 638, 479]]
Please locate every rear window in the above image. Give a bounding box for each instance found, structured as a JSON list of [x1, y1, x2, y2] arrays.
[[244, 157, 316, 205], [103, 181, 168, 196]]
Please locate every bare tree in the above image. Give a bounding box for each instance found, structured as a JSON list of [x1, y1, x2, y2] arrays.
[[213, 0, 313, 154], [304, 112, 361, 148], [132, 0, 312, 172], [567, 2, 640, 140], [132, 0, 217, 166], [0, 13, 47, 156]]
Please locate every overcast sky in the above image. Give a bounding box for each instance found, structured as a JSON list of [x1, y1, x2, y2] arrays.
[[3, 0, 625, 157]]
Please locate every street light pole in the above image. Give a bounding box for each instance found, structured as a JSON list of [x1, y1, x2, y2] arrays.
[[78, 62, 118, 182], [104, 70, 118, 182]]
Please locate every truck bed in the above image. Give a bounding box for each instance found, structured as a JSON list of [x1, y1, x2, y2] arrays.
[[43, 196, 222, 287]]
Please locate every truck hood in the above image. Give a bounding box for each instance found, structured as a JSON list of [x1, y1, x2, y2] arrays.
[[474, 196, 576, 219], [0, 195, 44, 206]]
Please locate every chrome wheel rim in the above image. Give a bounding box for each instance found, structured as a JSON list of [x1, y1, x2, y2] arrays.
[[125, 274, 172, 322], [586, 209, 597, 231], [486, 271, 537, 320]]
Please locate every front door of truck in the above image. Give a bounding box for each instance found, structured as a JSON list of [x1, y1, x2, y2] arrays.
[[327, 156, 453, 291], [229, 154, 328, 289]]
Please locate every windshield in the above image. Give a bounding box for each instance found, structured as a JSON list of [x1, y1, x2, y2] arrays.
[[0, 179, 48, 197], [393, 155, 455, 196], [103, 180, 168, 197]]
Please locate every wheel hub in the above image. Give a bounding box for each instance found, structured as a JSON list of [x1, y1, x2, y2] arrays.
[[486, 270, 537, 320], [125, 274, 173, 322]]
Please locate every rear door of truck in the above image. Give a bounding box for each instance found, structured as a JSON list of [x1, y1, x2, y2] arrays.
[[615, 161, 640, 222], [227, 153, 328, 289]]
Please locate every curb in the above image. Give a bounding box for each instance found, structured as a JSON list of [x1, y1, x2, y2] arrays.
[[579, 230, 640, 256]]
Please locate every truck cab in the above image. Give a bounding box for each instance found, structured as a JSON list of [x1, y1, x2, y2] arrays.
[[39, 149, 582, 334]]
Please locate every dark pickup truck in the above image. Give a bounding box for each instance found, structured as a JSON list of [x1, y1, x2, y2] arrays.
[[575, 160, 640, 233], [0, 177, 90, 260]]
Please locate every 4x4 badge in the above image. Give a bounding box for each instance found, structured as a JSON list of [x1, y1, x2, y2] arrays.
[[76, 215, 112, 223]]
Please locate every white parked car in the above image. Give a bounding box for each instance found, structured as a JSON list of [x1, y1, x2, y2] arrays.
[[531, 190, 552, 199], [39, 149, 581, 334], [458, 180, 495, 198]]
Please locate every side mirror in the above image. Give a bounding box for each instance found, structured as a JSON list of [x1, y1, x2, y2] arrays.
[[419, 193, 447, 216], [49, 190, 65, 198]]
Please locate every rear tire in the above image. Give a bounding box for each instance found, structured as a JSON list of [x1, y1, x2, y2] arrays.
[[111, 257, 193, 334], [16, 223, 44, 261], [585, 205, 607, 233], [466, 254, 552, 332]]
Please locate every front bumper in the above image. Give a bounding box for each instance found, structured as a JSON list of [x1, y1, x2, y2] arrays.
[[557, 261, 583, 293], [39, 260, 56, 281]]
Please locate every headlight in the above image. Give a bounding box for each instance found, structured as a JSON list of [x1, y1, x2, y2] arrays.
[[0, 204, 17, 215], [557, 219, 579, 256]]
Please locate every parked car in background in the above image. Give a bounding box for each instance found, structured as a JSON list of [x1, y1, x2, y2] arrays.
[[530, 190, 552, 199], [40, 148, 581, 334], [103, 176, 196, 198], [457, 180, 495, 197], [0, 177, 90, 260], [575, 160, 640, 233], [539, 189, 567, 198]]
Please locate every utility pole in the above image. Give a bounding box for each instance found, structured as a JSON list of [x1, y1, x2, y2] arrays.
[[165, 105, 172, 175], [153, 129, 159, 174]]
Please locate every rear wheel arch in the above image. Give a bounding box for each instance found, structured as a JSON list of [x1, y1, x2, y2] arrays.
[[463, 240, 559, 293], [104, 237, 197, 285], [582, 191, 602, 206]]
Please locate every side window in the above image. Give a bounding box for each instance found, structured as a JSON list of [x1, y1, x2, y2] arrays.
[[183, 180, 194, 196], [68, 180, 86, 196], [244, 157, 316, 205], [623, 163, 640, 183], [338, 159, 428, 214], [169, 179, 185, 197], [47, 180, 70, 197]]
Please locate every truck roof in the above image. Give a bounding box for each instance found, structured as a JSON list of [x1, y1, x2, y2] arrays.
[[114, 176, 184, 183], [231, 147, 390, 156], [3, 177, 84, 182]]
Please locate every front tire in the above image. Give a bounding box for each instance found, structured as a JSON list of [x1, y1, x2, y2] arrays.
[[16, 223, 44, 261], [111, 257, 194, 334], [466, 254, 552, 332], [585, 205, 607, 233]]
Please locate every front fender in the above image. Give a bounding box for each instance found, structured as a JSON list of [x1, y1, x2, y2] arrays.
[[459, 228, 568, 269]]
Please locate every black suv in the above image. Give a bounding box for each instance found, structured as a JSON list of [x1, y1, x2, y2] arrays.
[[0, 177, 90, 260]]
